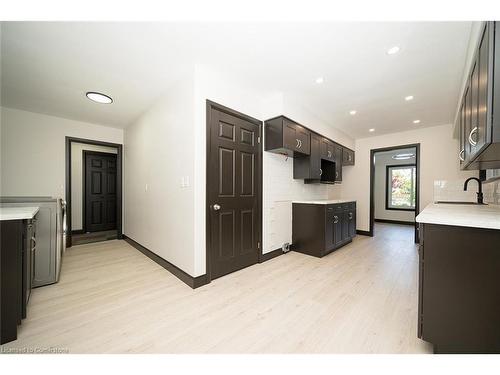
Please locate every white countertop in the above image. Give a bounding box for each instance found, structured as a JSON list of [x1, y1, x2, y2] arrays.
[[292, 199, 356, 205], [0, 206, 39, 221], [416, 203, 500, 230]]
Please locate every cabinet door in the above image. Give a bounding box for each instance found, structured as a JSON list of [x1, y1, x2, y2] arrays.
[[464, 84, 472, 163], [296, 126, 311, 155], [348, 207, 356, 238], [309, 133, 321, 179], [469, 59, 480, 159], [476, 23, 490, 154], [334, 145, 343, 182], [321, 138, 334, 161], [325, 206, 335, 250], [343, 148, 355, 166], [341, 210, 349, 242], [332, 208, 343, 247], [283, 120, 298, 151], [459, 101, 466, 166]]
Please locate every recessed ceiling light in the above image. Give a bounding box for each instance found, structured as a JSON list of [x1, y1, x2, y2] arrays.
[[349, 110, 357, 115], [315, 77, 324, 84], [369, 128, 375, 132], [387, 46, 400, 55], [86, 91, 113, 104], [405, 95, 414, 101], [413, 119, 421, 124], [393, 153, 415, 160]]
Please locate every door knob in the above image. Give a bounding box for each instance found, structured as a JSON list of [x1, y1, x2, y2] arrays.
[[213, 204, 221, 211]]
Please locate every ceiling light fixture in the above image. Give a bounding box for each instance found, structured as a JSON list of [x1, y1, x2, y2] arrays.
[[387, 46, 400, 55], [413, 119, 421, 124], [393, 153, 415, 160], [86, 91, 113, 104], [349, 110, 357, 115], [369, 128, 375, 132], [405, 95, 414, 101], [315, 77, 324, 84]]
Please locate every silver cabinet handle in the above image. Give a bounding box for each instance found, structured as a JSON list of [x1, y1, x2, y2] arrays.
[[319, 168, 322, 176], [468, 126, 478, 146], [348, 212, 353, 220], [459, 149, 465, 162], [298, 140, 302, 148], [212, 204, 221, 211], [335, 171, 339, 178], [333, 215, 339, 224], [296, 139, 300, 148], [327, 151, 332, 158]]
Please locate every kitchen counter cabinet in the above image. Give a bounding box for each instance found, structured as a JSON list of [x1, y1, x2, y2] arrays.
[[1, 208, 38, 345], [418, 223, 500, 353], [292, 201, 356, 257]]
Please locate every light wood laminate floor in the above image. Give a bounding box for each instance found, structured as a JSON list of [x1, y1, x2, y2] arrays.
[[1, 223, 432, 354]]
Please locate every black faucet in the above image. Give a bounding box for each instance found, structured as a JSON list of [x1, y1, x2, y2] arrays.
[[464, 177, 484, 204]]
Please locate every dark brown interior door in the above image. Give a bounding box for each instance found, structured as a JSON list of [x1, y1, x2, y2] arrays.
[[84, 151, 117, 233], [207, 102, 262, 280]]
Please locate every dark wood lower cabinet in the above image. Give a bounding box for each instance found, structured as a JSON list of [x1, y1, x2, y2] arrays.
[[292, 202, 356, 258], [418, 223, 500, 353], [0, 218, 35, 345]]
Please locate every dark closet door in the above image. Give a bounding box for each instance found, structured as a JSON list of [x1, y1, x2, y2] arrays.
[[84, 151, 117, 233], [207, 103, 262, 280]]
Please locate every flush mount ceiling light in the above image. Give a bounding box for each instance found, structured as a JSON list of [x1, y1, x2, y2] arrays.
[[349, 110, 357, 115], [315, 77, 324, 84], [405, 95, 414, 101], [387, 46, 400, 55], [393, 153, 415, 160], [86, 91, 113, 104], [413, 119, 421, 124], [369, 128, 375, 132]]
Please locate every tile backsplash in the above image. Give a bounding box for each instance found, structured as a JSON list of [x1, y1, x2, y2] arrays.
[[434, 179, 500, 205]]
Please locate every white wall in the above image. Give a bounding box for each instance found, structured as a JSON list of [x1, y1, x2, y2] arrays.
[[341, 124, 477, 232], [124, 75, 196, 276], [374, 151, 415, 222], [0, 107, 123, 199], [71, 142, 118, 231]]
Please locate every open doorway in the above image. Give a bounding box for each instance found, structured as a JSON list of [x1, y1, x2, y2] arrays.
[[65, 137, 123, 247], [370, 144, 420, 243]]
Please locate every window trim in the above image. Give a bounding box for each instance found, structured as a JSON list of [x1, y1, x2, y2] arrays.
[[385, 163, 417, 211]]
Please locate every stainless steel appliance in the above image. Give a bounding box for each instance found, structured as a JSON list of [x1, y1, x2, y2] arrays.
[[0, 197, 66, 287]]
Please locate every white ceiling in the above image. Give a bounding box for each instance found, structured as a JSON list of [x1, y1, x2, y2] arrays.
[[1, 22, 472, 138]]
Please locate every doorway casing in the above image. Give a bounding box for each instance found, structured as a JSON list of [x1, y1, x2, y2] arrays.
[[369, 143, 421, 242], [65, 136, 123, 248]]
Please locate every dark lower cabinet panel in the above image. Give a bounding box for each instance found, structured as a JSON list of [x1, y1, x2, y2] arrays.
[[418, 223, 500, 353], [292, 202, 356, 258], [1, 218, 35, 345]]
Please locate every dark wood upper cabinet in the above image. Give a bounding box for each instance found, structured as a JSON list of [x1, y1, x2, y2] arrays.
[[320, 138, 335, 161], [265, 115, 355, 184], [333, 144, 343, 182], [342, 147, 355, 166], [458, 21, 500, 170], [294, 132, 321, 180], [265, 116, 310, 157]]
